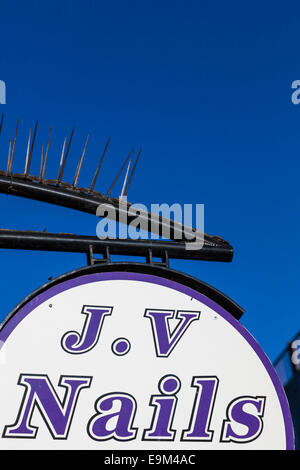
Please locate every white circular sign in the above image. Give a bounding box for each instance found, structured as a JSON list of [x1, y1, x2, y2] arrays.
[[0, 268, 294, 449]]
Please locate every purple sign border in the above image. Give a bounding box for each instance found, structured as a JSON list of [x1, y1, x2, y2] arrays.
[[0, 271, 294, 449]]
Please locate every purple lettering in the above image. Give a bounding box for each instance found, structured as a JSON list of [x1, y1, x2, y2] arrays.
[[143, 375, 181, 441], [88, 393, 137, 441], [220, 396, 266, 443], [181, 376, 219, 441], [3, 374, 92, 439], [61, 305, 113, 354], [144, 309, 200, 357]]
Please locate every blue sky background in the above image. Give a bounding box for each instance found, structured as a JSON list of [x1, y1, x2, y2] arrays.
[[0, 0, 299, 361]]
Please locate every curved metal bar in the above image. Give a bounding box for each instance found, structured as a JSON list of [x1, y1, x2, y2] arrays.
[[0, 174, 232, 251], [0, 229, 233, 262]]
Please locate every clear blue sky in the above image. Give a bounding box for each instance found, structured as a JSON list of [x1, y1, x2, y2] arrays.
[[0, 0, 299, 361]]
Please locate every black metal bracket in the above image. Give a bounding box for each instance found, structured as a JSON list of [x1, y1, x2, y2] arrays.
[[87, 244, 111, 266], [146, 249, 169, 268]]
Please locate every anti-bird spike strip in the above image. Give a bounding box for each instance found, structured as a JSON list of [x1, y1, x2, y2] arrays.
[[0, 115, 142, 199], [0, 114, 233, 259]]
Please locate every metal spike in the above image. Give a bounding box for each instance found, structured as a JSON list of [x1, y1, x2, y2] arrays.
[[73, 135, 89, 187], [8, 119, 19, 175], [106, 149, 134, 197], [57, 127, 74, 183], [124, 147, 142, 196], [41, 126, 52, 181], [24, 129, 31, 175], [39, 145, 44, 180], [73, 161, 80, 187], [57, 137, 67, 181], [0, 113, 4, 136], [120, 159, 131, 200], [6, 139, 12, 174], [89, 137, 111, 192], [25, 120, 38, 177]]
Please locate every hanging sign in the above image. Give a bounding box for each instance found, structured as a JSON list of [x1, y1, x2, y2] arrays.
[[0, 266, 294, 449]]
